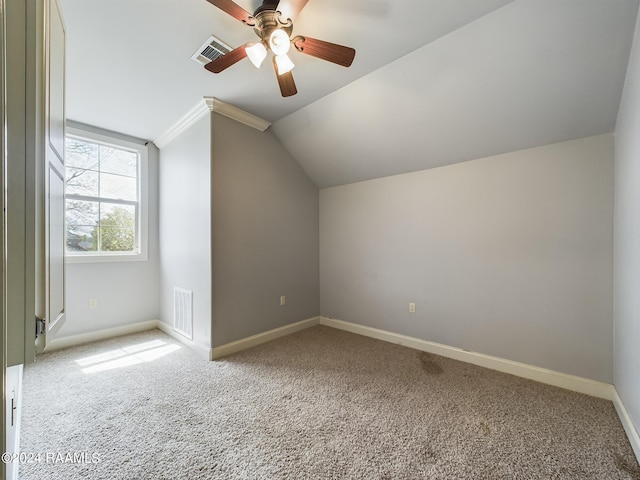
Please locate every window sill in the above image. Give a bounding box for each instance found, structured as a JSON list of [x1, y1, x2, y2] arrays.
[[65, 252, 148, 264]]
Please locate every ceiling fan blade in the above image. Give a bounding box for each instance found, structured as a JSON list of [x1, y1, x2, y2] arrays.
[[204, 45, 247, 73], [292, 36, 355, 67], [276, 0, 309, 22], [272, 58, 297, 97], [205, 0, 255, 25]]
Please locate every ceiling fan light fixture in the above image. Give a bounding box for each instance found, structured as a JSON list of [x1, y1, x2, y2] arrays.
[[246, 42, 267, 68], [275, 53, 295, 75], [205, 0, 356, 97], [269, 28, 291, 56]]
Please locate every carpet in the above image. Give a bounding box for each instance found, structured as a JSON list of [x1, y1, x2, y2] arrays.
[[18, 326, 640, 479]]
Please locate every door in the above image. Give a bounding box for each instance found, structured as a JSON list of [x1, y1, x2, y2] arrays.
[[36, 0, 66, 351]]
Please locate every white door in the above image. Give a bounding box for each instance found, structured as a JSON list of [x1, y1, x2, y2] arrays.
[[37, 0, 66, 351]]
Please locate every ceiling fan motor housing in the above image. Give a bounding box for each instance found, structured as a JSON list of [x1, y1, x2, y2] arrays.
[[252, 7, 293, 46]]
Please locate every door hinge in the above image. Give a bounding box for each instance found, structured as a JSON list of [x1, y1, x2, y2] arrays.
[[35, 316, 46, 337]]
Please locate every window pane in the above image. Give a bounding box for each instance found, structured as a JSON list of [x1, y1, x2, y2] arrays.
[[99, 227, 136, 252], [99, 204, 136, 252], [66, 225, 97, 252], [66, 168, 99, 197], [66, 138, 99, 170], [64, 131, 144, 258], [65, 199, 98, 228], [100, 146, 137, 177], [100, 172, 137, 201]]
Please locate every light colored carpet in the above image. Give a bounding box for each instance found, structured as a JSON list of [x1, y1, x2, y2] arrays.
[[18, 326, 640, 479]]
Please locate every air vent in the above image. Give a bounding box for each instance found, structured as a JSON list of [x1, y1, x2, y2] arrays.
[[191, 35, 232, 65], [173, 287, 193, 340]]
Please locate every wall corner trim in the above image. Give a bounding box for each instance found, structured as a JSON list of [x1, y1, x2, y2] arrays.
[[155, 320, 210, 360], [319, 317, 615, 400], [153, 97, 271, 149], [209, 316, 320, 360], [205, 97, 271, 132], [612, 388, 640, 463]]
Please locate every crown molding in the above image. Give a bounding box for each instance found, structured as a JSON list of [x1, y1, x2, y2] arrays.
[[153, 100, 210, 149], [205, 97, 271, 132], [153, 97, 271, 149]]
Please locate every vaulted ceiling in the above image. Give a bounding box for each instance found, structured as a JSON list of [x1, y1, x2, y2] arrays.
[[60, 0, 639, 188]]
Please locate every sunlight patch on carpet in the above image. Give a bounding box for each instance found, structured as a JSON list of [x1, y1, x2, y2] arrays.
[[75, 340, 182, 373]]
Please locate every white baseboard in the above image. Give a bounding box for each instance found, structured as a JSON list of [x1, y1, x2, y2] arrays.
[[611, 389, 640, 463], [43, 313, 638, 464], [44, 315, 613, 400], [44, 316, 321, 361], [319, 317, 614, 400], [46, 320, 160, 352], [210, 316, 320, 360], [155, 321, 210, 360]]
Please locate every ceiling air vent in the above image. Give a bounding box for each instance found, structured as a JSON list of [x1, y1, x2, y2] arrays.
[[191, 35, 232, 65]]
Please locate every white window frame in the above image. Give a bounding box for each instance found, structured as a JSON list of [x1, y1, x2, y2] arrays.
[[64, 126, 148, 263]]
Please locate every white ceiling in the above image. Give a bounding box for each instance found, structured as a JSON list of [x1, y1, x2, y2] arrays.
[[60, 0, 639, 188]]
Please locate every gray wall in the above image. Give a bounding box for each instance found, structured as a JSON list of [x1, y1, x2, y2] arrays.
[[57, 122, 161, 337], [614, 6, 640, 440], [211, 113, 319, 347], [158, 115, 212, 351], [6, 0, 29, 365], [320, 134, 614, 382]]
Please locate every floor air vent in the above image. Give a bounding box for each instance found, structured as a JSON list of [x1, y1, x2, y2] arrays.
[[173, 287, 193, 340], [191, 35, 232, 65]]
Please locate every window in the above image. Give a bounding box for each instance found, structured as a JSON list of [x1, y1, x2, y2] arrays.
[[64, 128, 148, 262]]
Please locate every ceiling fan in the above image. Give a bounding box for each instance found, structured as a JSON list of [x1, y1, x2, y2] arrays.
[[204, 0, 356, 97]]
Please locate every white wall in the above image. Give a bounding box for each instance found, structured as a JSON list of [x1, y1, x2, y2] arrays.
[[56, 124, 160, 338], [320, 134, 614, 382], [158, 115, 212, 351], [614, 6, 640, 442]]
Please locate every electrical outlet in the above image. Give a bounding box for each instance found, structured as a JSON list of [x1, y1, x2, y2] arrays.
[[280, 296, 286, 306], [409, 302, 416, 313], [89, 299, 98, 309]]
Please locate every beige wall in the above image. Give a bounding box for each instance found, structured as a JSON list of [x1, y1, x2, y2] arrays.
[[614, 5, 640, 441], [320, 134, 614, 382], [211, 113, 319, 347]]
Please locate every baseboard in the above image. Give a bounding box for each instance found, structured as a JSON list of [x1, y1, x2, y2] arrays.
[[45, 320, 160, 352], [43, 313, 638, 464], [319, 317, 614, 400], [210, 316, 321, 360], [611, 389, 640, 463], [155, 321, 211, 360], [45, 316, 613, 400]]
